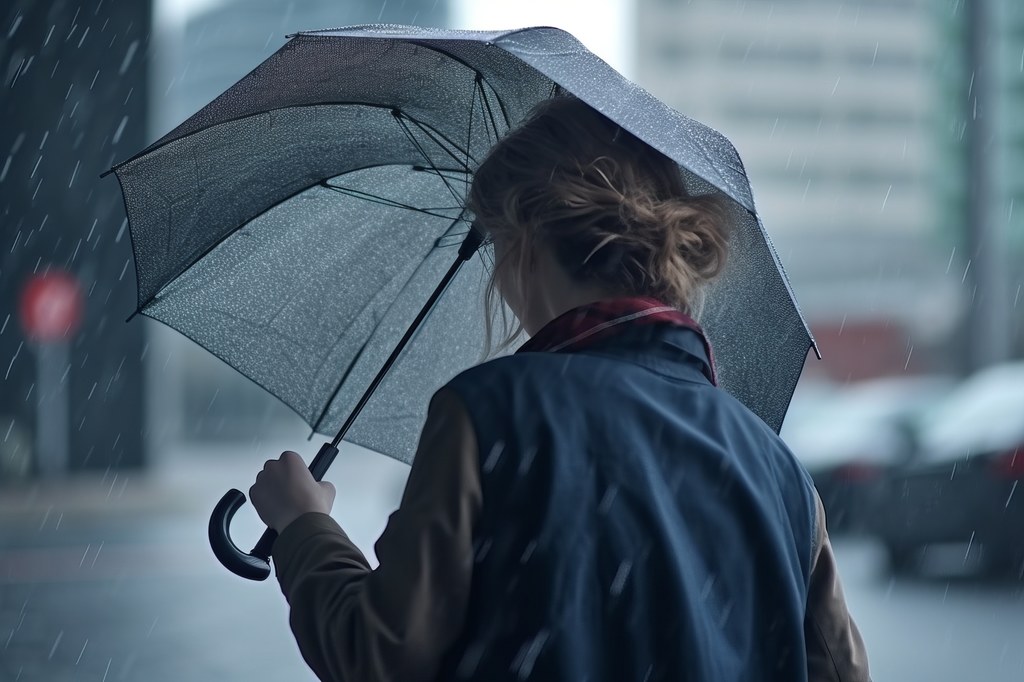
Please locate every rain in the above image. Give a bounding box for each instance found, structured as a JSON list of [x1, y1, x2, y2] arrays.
[[1, 0, 1023, 681]]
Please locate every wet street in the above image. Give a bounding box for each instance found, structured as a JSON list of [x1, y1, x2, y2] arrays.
[[2, 444, 1023, 681]]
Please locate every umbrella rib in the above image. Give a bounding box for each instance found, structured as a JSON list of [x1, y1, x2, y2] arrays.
[[465, 75, 477, 178], [393, 112, 466, 209], [133, 160, 464, 313], [405, 39, 514, 132], [406, 116, 477, 171], [320, 181, 469, 223], [477, 75, 504, 143], [309, 214, 466, 434], [412, 166, 471, 184]]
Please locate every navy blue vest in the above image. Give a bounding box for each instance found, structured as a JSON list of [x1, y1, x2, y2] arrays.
[[436, 324, 816, 681]]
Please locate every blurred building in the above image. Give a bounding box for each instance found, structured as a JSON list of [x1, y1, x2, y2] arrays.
[[990, 0, 1024, 355], [0, 0, 151, 478], [149, 0, 450, 442], [632, 0, 985, 379]]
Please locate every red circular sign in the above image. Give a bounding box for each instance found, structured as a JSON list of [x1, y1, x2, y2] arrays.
[[19, 271, 84, 342]]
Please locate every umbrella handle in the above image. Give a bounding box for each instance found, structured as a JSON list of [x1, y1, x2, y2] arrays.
[[209, 442, 340, 581], [208, 488, 275, 581]]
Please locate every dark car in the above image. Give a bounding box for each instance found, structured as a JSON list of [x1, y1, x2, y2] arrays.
[[872, 362, 1024, 578], [781, 376, 952, 534]]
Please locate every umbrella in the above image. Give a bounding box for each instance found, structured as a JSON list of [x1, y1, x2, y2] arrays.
[[105, 24, 816, 580]]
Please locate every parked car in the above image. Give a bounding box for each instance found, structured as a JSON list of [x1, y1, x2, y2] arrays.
[[781, 376, 953, 534], [871, 362, 1024, 577]]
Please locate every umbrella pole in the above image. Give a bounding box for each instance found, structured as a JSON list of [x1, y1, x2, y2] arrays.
[[209, 227, 484, 581]]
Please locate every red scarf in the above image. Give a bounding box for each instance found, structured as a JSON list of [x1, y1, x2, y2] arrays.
[[515, 296, 717, 385]]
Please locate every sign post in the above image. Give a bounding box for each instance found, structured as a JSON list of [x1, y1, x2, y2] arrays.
[[19, 271, 84, 478]]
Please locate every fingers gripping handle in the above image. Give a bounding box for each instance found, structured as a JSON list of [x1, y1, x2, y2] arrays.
[[209, 442, 340, 581]]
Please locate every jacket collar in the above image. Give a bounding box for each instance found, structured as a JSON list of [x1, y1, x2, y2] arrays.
[[515, 296, 717, 385]]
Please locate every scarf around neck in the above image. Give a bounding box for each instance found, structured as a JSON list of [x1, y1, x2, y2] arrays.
[[514, 296, 717, 385]]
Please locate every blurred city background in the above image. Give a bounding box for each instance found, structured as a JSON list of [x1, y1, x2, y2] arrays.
[[1, 0, 1022, 680]]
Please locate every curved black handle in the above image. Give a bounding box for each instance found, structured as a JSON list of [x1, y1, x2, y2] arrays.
[[209, 442, 339, 581], [208, 489, 276, 581]]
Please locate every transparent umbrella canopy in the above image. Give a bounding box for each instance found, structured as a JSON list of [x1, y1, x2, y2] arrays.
[[105, 25, 816, 579]]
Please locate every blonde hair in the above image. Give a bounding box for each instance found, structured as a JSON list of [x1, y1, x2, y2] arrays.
[[467, 95, 730, 356]]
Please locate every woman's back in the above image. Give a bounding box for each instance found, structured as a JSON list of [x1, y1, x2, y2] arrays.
[[435, 324, 817, 681]]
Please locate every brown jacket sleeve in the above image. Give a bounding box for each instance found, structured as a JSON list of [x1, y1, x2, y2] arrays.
[[271, 387, 482, 682], [805, 488, 872, 681]]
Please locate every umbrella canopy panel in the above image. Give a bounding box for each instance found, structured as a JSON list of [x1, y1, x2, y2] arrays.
[[112, 25, 814, 463], [144, 163, 491, 462]]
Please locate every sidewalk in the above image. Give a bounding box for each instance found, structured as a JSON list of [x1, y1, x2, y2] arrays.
[[0, 438, 411, 549]]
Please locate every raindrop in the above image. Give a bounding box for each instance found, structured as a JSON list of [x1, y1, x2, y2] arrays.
[[0, 313, 8, 335], [482, 441, 504, 472], [881, 184, 892, 212], [47, 631, 63, 660], [513, 629, 549, 679], [118, 258, 130, 280], [830, 76, 841, 96], [90, 69, 100, 90], [610, 559, 632, 596], [79, 544, 91, 568], [44, 24, 55, 46], [0, 155, 10, 182], [1014, 284, 1021, 308], [9, 58, 26, 88], [118, 39, 139, 75], [7, 13, 22, 39], [112, 116, 128, 144], [1007, 480, 1018, 509], [963, 531, 975, 564], [903, 344, 913, 370], [598, 484, 617, 513], [102, 658, 112, 682], [6, 341, 23, 380], [68, 159, 80, 187], [29, 155, 42, 178], [75, 639, 88, 665], [945, 247, 956, 274], [77, 25, 90, 49], [115, 217, 127, 242], [961, 259, 971, 284]]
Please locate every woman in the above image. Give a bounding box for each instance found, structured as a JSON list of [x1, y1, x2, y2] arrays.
[[249, 95, 870, 681]]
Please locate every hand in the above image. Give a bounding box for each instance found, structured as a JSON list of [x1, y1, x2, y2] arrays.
[[249, 451, 337, 532]]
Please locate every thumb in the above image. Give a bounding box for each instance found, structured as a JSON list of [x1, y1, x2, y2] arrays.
[[320, 480, 337, 507]]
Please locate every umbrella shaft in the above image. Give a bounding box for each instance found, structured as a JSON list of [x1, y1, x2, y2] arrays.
[[324, 226, 483, 460]]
